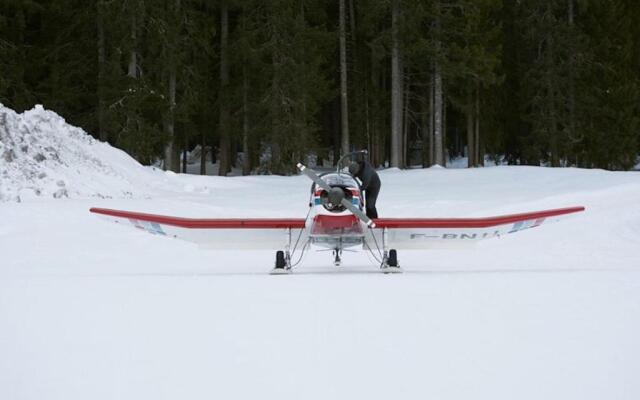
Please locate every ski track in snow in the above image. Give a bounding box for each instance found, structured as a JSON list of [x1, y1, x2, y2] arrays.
[[2, 106, 640, 399]]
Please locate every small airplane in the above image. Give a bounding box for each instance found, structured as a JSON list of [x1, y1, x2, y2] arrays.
[[90, 151, 585, 274]]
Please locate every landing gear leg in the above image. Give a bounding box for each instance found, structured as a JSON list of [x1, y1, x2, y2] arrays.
[[333, 249, 342, 266], [270, 228, 293, 275], [381, 227, 403, 273]]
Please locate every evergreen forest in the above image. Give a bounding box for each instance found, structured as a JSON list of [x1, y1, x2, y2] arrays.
[[1, 0, 639, 173]]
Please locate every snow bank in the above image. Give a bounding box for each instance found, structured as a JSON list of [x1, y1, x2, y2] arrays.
[[0, 104, 160, 201]]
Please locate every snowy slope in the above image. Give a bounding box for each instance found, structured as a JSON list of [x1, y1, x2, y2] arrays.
[[0, 104, 166, 201], [1, 106, 640, 400]]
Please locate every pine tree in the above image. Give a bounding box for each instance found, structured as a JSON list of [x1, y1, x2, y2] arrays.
[[1, 0, 638, 172], [389, 0, 403, 168], [262, 0, 332, 174]]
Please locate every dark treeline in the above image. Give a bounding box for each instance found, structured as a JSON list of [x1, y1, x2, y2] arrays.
[[1, 0, 638, 173]]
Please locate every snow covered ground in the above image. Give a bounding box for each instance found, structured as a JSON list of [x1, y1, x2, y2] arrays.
[[1, 106, 640, 399]]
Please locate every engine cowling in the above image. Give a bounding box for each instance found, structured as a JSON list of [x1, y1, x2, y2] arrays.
[[320, 186, 353, 212]]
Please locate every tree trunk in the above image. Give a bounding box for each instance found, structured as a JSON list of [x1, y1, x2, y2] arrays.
[[546, 34, 559, 167], [474, 84, 482, 166], [365, 80, 371, 154], [200, 130, 206, 175], [466, 89, 475, 167], [420, 88, 429, 167], [218, 3, 230, 176], [390, 0, 403, 168], [349, 0, 356, 38], [163, 0, 181, 172], [348, 0, 357, 154], [241, 9, 251, 176], [567, 0, 577, 145], [271, 47, 282, 172], [442, 91, 447, 165], [428, 77, 434, 166], [369, 51, 385, 165], [402, 77, 410, 167], [97, 0, 107, 141], [182, 145, 187, 173], [242, 64, 251, 175], [128, 13, 137, 79], [433, 60, 444, 166], [163, 67, 177, 171], [370, 50, 378, 165], [124, 6, 138, 147], [339, 0, 350, 156]]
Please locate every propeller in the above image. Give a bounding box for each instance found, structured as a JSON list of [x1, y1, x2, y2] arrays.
[[297, 163, 376, 228], [326, 187, 346, 208]]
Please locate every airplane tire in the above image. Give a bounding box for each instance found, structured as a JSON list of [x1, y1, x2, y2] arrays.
[[275, 250, 286, 269], [387, 249, 398, 267]]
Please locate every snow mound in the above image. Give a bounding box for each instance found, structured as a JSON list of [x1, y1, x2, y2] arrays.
[[0, 104, 160, 202]]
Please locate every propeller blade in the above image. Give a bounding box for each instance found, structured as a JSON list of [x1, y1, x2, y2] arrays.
[[340, 198, 376, 228], [297, 163, 331, 191], [297, 163, 376, 228]]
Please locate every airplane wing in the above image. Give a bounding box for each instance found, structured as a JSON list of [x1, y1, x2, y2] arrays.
[[368, 206, 585, 249], [89, 208, 307, 249]]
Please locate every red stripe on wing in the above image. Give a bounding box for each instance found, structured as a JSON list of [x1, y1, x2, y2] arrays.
[[373, 206, 584, 229], [90, 208, 306, 229]]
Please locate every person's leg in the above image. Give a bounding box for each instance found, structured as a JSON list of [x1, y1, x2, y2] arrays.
[[365, 187, 379, 219]]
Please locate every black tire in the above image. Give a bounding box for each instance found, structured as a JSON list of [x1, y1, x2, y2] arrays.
[[275, 250, 286, 269], [387, 249, 398, 267]]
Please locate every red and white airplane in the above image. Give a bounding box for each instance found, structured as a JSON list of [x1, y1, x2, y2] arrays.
[[90, 155, 585, 274]]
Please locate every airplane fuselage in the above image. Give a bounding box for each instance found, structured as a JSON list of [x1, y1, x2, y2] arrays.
[[307, 172, 367, 251]]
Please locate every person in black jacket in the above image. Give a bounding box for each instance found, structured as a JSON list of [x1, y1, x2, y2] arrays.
[[348, 159, 381, 219]]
